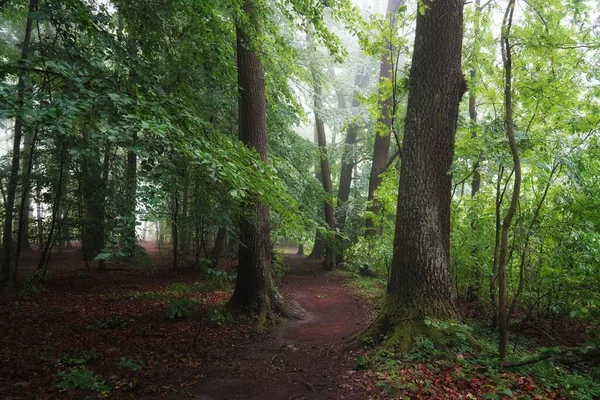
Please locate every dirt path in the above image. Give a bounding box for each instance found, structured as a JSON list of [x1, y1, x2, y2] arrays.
[[186, 255, 373, 400]]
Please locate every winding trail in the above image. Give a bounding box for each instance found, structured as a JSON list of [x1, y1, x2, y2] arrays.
[[188, 255, 373, 399]]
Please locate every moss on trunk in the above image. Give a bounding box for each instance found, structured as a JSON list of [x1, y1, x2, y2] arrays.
[[353, 295, 459, 351]]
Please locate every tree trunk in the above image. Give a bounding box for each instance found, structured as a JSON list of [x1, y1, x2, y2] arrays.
[[297, 243, 304, 256], [358, 0, 466, 349], [125, 148, 137, 253], [313, 80, 336, 271], [211, 227, 226, 267], [498, 0, 520, 360], [14, 130, 37, 282], [337, 70, 370, 228], [19, 133, 33, 252], [82, 146, 107, 271], [180, 183, 189, 255], [228, 0, 286, 320], [365, 0, 404, 236], [171, 195, 178, 270], [470, 0, 482, 197], [309, 126, 325, 260], [1, 0, 37, 285]]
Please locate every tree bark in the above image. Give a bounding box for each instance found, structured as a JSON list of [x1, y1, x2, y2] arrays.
[[358, 0, 466, 349], [211, 227, 226, 267], [1, 0, 37, 285], [365, 0, 404, 236], [228, 0, 286, 320]]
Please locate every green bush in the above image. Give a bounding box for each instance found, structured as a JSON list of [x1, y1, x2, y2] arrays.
[[118, 357, 143, 371], [19, 269, 49, 299], [97, 314, 128, 329], [207, 307, 232, 326], [56, 349, 97, 367], [165, 297, 192, 319], [55, 367, 110, 393]]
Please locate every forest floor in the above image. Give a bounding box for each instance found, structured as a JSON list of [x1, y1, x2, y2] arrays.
[[0, 248, 596, 399], [0, 249, 378, 399]]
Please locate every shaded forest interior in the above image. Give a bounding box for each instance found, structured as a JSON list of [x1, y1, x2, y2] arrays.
[[1, 0, 600, 399]]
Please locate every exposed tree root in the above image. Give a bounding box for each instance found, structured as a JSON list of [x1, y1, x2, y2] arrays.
[[347, 296, 467, 352], [227, 289, 291, 331]]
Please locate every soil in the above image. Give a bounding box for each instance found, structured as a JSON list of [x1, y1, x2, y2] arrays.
[[180, 255, 374, 400], [0, 250, 378, 399]]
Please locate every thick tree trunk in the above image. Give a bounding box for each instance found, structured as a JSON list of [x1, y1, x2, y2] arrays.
[[313, 83, 336, 271], [1, 0, 36, 285], [228, 0, 286, 320], [365, 0, 403, 236], [358, 0, 466, 349]]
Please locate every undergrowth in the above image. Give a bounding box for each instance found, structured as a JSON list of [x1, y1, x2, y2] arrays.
[[342, 271, 600, 399]]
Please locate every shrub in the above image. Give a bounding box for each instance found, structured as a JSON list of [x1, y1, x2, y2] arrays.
[[166, 297, 192, 320], [54, 367, 110, 393], [56, 349, 97, 367], [118, 357, 143, 371]]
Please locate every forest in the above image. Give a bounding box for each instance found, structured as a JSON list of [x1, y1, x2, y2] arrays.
[[0, 0, 599, 398]]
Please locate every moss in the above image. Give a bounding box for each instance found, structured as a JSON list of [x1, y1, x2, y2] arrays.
[[352, 295, 460, 351]]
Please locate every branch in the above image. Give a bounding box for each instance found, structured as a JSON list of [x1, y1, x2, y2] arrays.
[[502, 347, 600, 368]]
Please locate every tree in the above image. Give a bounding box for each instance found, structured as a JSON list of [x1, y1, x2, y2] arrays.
[[358, 0, 467, 348], [313, 77, 336, 271], [228, 0, 286, 319], [1, 0, 37, 285], [497, 0, 520, 361], [365, 0, 403, 236]]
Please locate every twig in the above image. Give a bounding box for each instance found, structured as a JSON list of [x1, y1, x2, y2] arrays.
[[300, 379, 315, 392]]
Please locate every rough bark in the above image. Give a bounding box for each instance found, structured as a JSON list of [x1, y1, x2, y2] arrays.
[[1, 0, 37, 285], [358, 0, 466, 349], [365, 0, 404, 236], [228, 0, 286, 321]]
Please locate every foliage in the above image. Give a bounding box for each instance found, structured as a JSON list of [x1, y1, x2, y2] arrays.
[[95, 314, 128, 330], [207, 307, 233, 326], [56, 349, 98, 367], [18, 269, 49, 299], [54, 367, 111, 393], [118, 357, 143, 372], [165, 296, 192, 320]]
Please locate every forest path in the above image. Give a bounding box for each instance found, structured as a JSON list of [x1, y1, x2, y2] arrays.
[[186, 254, 373, 400]]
